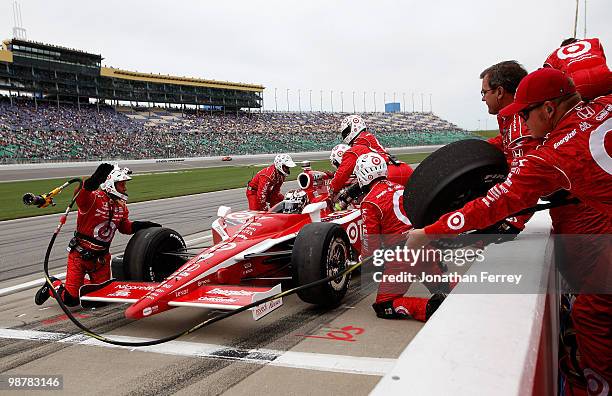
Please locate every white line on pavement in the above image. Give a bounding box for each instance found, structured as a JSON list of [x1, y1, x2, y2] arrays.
[[0, 328, 396, 376]]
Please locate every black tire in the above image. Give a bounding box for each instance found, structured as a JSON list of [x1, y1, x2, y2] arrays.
[[404, 139, 508, 228], [123, 227, 187, 282], [292, 223, 351, 307]]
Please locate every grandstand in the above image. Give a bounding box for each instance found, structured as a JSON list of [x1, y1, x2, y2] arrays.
[[0, 38, 475, 162]]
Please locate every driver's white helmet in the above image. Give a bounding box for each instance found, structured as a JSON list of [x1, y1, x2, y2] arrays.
[[282, 190, 308, 213], [274, 154, 296, 176], [354, 153, 387, 188], [339, 114, 367, 145], [100, 164, 132, 201], [330, 144, 350, 169]]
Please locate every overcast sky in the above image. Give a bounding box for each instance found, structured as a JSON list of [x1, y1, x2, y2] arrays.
[[2, 0, 611, 130]]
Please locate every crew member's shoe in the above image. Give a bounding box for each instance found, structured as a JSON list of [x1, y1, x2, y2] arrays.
[[425, 293, 447, 320], [372, 294, 447, 322], [34, 277, 60, 306]]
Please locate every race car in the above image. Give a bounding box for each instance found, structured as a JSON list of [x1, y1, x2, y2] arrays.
[[79, 165, 364, 321], [221, 156, 232, 161]]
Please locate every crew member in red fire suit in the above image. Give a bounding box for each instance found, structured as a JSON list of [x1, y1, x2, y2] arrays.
[[35, 163, 161, 306], [480, 60, 543, 232], [356, 152, 445, 322], [329, 115, 413, 200], [544, 37, 612, 101], [407, 69, 612, 393], [246, 154, 296, 211]]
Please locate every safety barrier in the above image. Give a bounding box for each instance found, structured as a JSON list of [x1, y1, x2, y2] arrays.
[[372, 210, 559, 395]]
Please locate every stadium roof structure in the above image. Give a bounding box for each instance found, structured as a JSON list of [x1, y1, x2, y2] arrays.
[[0, 38, 263, 110]]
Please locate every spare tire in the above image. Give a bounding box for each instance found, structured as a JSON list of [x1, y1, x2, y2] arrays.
[[123, 227, 187, 282], [404, 139, 508, 228]]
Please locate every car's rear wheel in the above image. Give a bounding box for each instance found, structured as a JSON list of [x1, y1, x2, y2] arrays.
[[122, 227, 187, 282], [291, 223, 351, 307]]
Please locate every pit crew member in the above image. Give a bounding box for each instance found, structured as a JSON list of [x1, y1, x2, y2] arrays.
[[480, 60, 542, 234], [356, 152, 445, 322], [407, 68, 612, 391], [329, 115, 413, 199], [544, 37, 612, 101], [246, 154, 296, 211], [35, 163, 161, 306]]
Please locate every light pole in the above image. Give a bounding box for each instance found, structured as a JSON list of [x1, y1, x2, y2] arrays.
[[402, 93, 406, 112], [352, 91, 356, 113], [298, 89, 301, 112], [320, 90, 323, 112], [363, 91, 366, 112], [286, 88, 289, 112], [340, 91, 344, 113], [274, 88, 278, 112], [393, 92, 396, 103], [421, 93, 424, 112], [429, 93, 432, 113], [412, 93, 415, 112], [330, 90, 334, 112], [374, 92, 377, 112], [309, 89, 312, 112]]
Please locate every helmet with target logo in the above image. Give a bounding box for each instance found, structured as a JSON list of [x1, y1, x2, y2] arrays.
[[354, 153, 387, 188], [274, 154, 296, 176], [330, 143, 350, 169], [339, 114, 367, 145], [100, 163, 132, 202]]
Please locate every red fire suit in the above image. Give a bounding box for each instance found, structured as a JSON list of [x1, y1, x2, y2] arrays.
[[488, 113, 543, 230], [362, 179, 442, 322], [424, 96, 612, 390], [246, 165, 286, 211], [330, 131, 413, 193], [544, 38, 612, 100], [63, 189, 133, 301]]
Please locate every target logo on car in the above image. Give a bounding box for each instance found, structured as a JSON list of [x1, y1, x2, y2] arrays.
[[371, 156, 382, 165]]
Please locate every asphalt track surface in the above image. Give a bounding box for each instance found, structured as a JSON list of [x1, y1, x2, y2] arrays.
[[0, 153, 433, 395]]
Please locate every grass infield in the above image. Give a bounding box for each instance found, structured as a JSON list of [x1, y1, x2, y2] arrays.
[[0, 152, 431, 221]]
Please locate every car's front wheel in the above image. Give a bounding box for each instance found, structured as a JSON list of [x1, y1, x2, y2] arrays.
[[291, 222, 351, 307]]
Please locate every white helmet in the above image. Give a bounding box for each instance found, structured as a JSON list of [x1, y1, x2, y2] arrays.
[[354, 153, 387, 188], [100, 164, 132, 201], [340, 114, 367, 145], [330, 143, 350, 169], [282, 190, 308, 213], [274, 154, 296, 176]]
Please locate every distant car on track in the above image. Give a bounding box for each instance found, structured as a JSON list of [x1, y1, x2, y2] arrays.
[[221, 156, 232, 161]]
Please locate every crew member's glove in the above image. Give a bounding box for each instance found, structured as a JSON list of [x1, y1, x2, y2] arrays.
[[132, 221, 162, 233], [84, 163, 114, 191]]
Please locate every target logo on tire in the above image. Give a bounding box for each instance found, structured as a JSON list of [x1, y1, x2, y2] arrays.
[[447, 212, 465, 230], [557, 40, 591, 60]]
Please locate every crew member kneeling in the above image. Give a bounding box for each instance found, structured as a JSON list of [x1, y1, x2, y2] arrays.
[[35, 163, 161, 306], [356, 153, 445, 322]]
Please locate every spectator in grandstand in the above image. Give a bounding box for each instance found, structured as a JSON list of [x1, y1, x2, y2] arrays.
[[355, 153, 446, 322], [35, 163, 161, 306], [479, 60, 541, 234], [544, 37, 612, 100], [407, 68, 612, 394], [246, 154, 296, 211], [329, 115, 413, 200]]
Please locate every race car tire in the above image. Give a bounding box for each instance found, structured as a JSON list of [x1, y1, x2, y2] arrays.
[[292, 223, 351, 307], [123, 227, 187, 282], [403, 139, 508, 228]]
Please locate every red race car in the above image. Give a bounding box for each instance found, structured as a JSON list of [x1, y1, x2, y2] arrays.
[[80, 166, 364, 321]]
